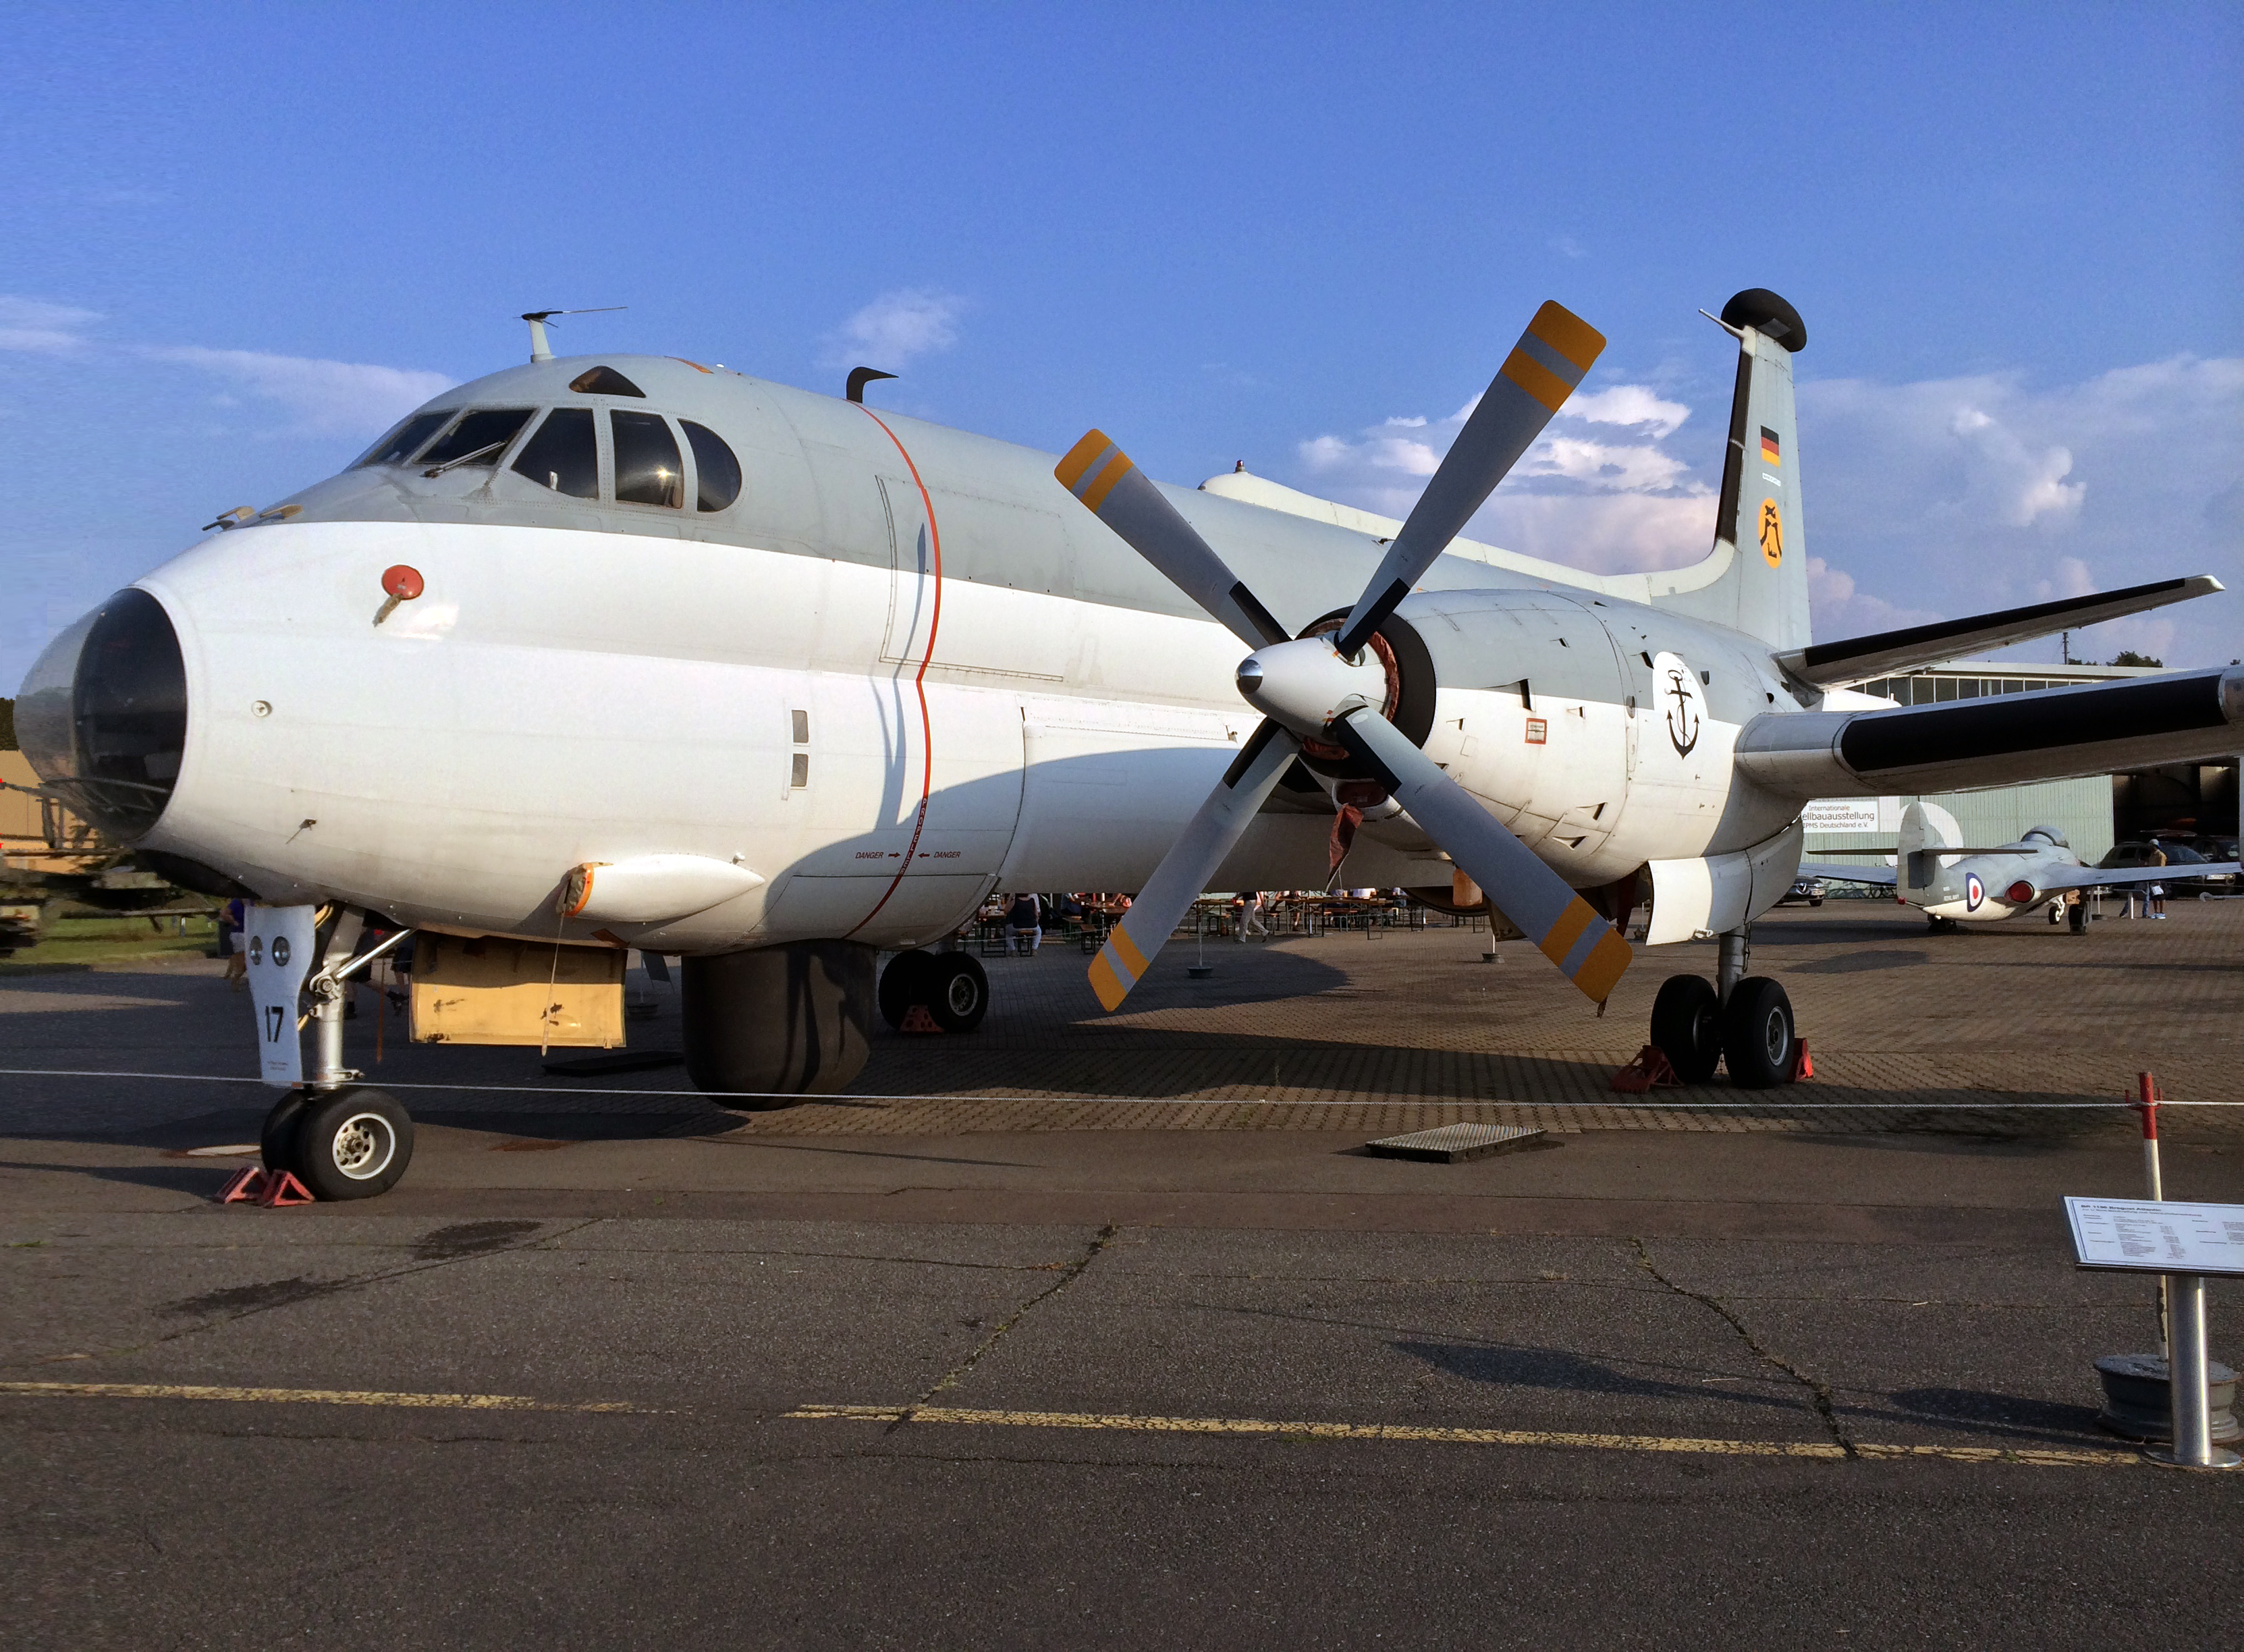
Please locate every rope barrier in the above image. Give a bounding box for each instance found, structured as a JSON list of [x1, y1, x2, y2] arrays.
[[0, 1068, 2233, 1110]]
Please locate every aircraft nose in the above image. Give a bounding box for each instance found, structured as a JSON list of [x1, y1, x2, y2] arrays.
[[16, 588, 188, 844]]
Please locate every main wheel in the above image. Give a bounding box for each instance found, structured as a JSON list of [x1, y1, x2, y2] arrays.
[[925, 952, 989, 1033], [878, 949, 936, 1030], [260, 1093, 307, 1172], [1649, 974, 1721, 1084], [1720, 977, 1797, 1089], [292, 1087, 414, 1201]]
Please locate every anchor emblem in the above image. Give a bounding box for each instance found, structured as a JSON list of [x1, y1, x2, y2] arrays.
[[1663, 666, 1701, 758]]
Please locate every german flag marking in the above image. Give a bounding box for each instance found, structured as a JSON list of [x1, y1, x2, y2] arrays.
[[1088, 951, 1129, 1012], [1574, 929, 1633, 1003], [1526, 301, 1606, 372], [1110, 925, 1150, 977], [1499, 347, 1574, 413], [1759, 426, 1781, 466], [1537, 898, 1597, 968], [1056, 430, 1116, 493]]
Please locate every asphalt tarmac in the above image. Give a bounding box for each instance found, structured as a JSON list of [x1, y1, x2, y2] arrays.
[[5, 910, 2243, 1647]]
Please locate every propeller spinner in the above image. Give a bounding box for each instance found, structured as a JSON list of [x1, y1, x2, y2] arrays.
[[1057, 300, 1632, 1012]]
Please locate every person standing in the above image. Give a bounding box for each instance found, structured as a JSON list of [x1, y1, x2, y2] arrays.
[[2150, 844, 2168, 918], [1006, 891, 1043, 956], [219, 897, 248, 990]]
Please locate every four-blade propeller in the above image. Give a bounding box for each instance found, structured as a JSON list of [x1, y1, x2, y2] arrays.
[[1056, 300, 1632, 1013]]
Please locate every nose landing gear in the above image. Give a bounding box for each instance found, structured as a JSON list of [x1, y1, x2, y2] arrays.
[[1647, 926, 1801, 1090]]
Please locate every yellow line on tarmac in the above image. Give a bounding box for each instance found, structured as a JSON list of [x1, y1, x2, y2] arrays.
[[0, 1381, 647, 1414], [786, 1404, 2131, 1468]]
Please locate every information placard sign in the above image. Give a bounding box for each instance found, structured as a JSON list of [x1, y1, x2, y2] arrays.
[[2064, 1197, 2244, 1275]]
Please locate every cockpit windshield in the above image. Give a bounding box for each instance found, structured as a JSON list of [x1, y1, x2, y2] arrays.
[[511, 408, 599, 498], [417, 408, 535, 472], [2024, 825, 2069, 849], [354, 410, 452, 468], [611, 410, 683, 507]]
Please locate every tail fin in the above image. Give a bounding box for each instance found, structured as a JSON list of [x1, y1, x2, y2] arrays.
[[1658, 289, 1811, 650], [1896, 800, 1962, 894]]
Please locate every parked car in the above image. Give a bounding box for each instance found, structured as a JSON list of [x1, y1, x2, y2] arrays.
[[1779, 876, 1827, 908], [2099, 839, 2234, 893]]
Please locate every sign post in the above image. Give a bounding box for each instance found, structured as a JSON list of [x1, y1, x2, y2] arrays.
[[2065, 1196, 2244, 1470]]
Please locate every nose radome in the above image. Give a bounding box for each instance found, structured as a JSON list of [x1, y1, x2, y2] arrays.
[[16, 588, 187, 843]]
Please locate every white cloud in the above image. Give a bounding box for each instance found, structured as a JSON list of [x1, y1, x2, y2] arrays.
[[0, 295, 100, 353], [1801, 355, 2243, 664], [149, 347, 455, 437], [821, 288, 964, 370], [1276, 351, 2243, 667], [1562, 384, 1690, 437]]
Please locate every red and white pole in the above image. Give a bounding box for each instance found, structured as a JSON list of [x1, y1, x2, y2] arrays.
[[2136, 1071, 2168, 1357]]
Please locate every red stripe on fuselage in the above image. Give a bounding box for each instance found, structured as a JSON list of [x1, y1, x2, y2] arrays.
[[846, 407, 943, 938]]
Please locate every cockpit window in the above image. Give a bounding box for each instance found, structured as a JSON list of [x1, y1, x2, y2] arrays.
[[510, 408, 599, 499], [418, 408, 535, 472], [355, 410, 452, 468], [2025, 825, 2069, 849], [683, 421, 742, 512], [569, 365, 645, 397], [611, 410, 683, 507]]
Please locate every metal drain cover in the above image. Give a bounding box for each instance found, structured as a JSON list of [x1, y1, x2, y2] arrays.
[[1365, 1123, 1545, 1163]]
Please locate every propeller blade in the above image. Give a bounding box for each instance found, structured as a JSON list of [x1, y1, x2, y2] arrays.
[[1334, 302, 1605, 658], [1334, 708, 1631, 1003], [1057, 432, 1291, 649], [1088, 719, 1303, 1011]]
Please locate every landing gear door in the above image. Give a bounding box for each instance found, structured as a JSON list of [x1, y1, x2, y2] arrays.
[[244, 904, 317, 1087]]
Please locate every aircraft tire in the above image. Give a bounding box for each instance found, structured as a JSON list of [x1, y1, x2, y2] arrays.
[[683, 941, 876, 1104], [878, 949, 937, 1030], [260, 1093, 307, 1172], [1720, 977, 1797, 1089], [1650, 974, 1722, 1084], [926, 953, 990, 1034], [292, 1088, 414, 1201]]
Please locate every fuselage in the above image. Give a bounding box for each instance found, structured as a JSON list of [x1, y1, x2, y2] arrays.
[[24, 352, 1813, 954]]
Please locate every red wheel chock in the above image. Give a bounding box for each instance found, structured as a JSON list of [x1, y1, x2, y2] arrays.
[[898, 1005, 946, 1035], [214, 1167, 316, 1207], [1789, 1041, 1814, 1082], [1611, 1045, 1681, 1093]]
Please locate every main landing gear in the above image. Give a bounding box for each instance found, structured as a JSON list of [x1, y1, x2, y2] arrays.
[[877, 948, 991, 1034], [1648, 926, 1800, 1089]]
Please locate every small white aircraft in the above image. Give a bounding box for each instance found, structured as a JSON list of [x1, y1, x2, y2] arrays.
[[16, 287, 2240, 1199], [1813, 801, 2239, 929]]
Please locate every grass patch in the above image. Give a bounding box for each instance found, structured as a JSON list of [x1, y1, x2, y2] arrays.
[[0, 913, 219, 975]]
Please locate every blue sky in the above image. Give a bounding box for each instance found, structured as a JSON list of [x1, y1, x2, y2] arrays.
[[4, 3, 2238, 686]]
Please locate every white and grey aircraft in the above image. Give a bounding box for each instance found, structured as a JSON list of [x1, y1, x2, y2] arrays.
[[1811, 800, 2239, 929], [17, 287, 2241, 1198]]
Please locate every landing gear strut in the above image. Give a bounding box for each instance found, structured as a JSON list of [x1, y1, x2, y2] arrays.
[[1648, 924, 1799, 1089], [254, 910, 416, 1200]]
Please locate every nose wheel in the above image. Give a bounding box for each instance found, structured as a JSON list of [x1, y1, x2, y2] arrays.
[[259, 1086, 415, 1201]]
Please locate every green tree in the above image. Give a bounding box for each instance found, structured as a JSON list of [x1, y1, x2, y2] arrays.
[[2108, 650, 2164, 668]]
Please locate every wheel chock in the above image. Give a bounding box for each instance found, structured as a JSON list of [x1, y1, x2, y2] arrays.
[[1610, 1045, 1680, 1093], [213, 1168, 317, 1207], [898, 1004, 946, 1035], [1788, 1040, 1815, 1082]]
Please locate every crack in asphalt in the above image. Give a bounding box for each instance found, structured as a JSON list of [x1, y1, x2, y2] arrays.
[[1631, 1238, 1857, 1458], [887, 1225, 1118, 1435]]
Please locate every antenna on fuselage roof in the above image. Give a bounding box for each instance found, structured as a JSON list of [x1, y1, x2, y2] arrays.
[[520, 306, 626, 364]]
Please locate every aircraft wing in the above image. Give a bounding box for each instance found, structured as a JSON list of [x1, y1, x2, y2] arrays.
[[1814, 863, 1897, 886], [1737, 666, 2244, 797], [2040, 861, 2243, 892], [1772, 577, 2222, 689]]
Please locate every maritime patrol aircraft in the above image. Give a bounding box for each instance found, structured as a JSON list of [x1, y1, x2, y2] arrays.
[[1811, 800, 2240, 929], [17, 287, 2241, 1198]]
